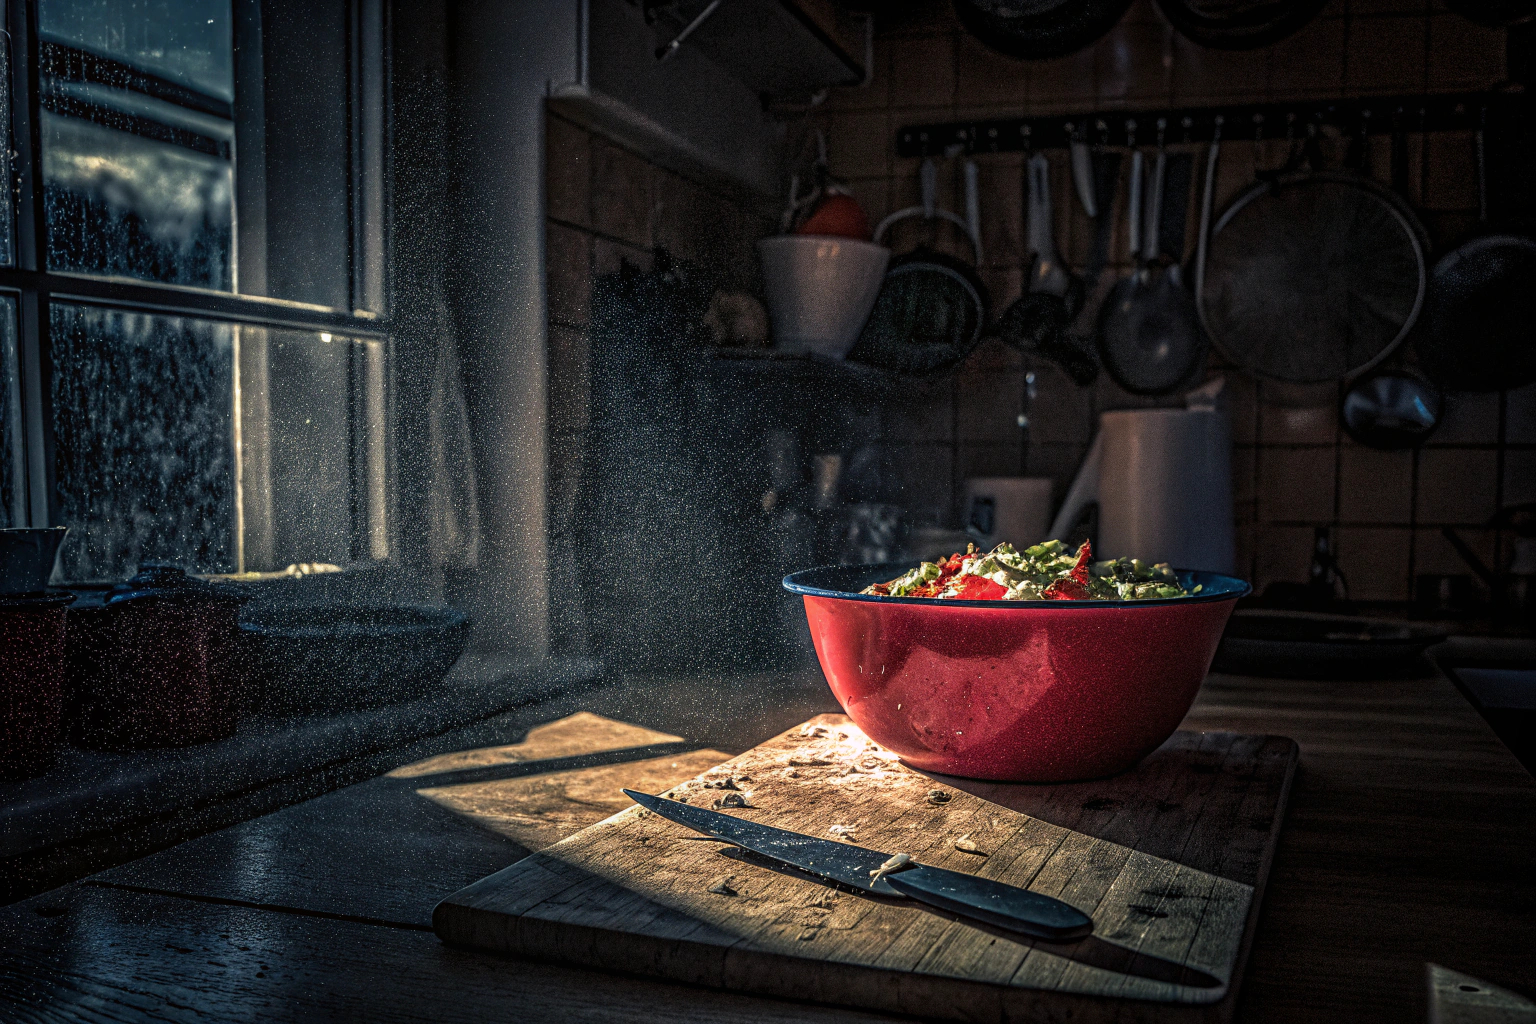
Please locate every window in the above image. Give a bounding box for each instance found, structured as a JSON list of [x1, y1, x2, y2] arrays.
[[0, 0, 389, 579]]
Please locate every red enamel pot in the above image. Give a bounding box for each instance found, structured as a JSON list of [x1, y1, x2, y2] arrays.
[[784, 565, 1250, 782]]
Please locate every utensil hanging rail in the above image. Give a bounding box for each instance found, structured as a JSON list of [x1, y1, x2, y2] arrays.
[[895, 90, 1521, 156]]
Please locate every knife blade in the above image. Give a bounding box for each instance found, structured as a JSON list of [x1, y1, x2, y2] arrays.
[[623, 789, 1093, 943]]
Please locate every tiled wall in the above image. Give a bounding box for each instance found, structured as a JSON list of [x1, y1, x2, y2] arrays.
[[800, 0, 1529, 602], [543, 110, 772, 644]]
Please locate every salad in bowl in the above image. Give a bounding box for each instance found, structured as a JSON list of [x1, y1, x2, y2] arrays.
[[784, 539, 1249, 782]]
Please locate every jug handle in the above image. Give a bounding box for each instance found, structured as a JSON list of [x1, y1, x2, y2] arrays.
[[1047, 432, 1103, 542]]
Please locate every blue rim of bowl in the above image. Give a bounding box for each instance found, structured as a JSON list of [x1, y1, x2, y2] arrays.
[[783, 564, 1252, 609]]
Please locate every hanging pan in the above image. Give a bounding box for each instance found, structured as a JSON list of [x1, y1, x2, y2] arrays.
[[1196, 133, 1430, 385], [1155, 0, 1329, 50], [1415, 120, 1536, 392], [851, 159, 988, 375], [956, 0, 1134, 60]]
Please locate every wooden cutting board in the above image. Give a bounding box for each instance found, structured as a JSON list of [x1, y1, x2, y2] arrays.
[[434, 715, 1298, 1023]]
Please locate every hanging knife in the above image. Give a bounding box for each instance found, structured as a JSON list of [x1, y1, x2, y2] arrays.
[[623, 790, 1094, 943], [1070, 133, 1098, 218]]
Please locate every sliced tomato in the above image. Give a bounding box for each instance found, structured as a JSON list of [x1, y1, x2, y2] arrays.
[[1042, 577, 1091, 601], [949, 575, 1007, 600], [1066, 539, 1093, 585]]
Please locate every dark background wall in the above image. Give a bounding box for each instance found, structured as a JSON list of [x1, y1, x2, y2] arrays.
[[801, 0, 1527, 604], [544, 0, 1530, 615]]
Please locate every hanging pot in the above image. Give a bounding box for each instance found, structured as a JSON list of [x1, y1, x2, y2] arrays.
[[1415, 121, 1536, 392], [955, 0, 1134, 60], [1155, 0, 1329, 49], [852, 159, 989, 375]]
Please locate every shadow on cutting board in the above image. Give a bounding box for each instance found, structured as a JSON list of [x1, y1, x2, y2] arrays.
[[910, 731, 1296, 887], [716, 845, 1223, 990]]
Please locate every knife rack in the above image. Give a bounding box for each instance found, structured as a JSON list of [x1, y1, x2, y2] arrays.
[[894, 89, 1525, 156]]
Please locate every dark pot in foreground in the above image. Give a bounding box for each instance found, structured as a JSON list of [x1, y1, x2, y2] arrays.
[[72, 566, 247, 750], [0, 592, 73, 780], [0, 527, 68, 595]]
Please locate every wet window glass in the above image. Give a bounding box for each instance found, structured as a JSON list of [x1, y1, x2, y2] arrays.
[[39, 0, 235, 289], [237, 327, 389, 571], [50, 304, 387, 580], [0, 36, 13, 266], [51, 303, 236, 579], [0, 298, 18, 527]]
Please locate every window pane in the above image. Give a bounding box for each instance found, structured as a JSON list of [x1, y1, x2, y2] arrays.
[[39, 0, 234, 101], [39, 0, 234, 289], [238, 328, 388, 570], [50, 305, 389, 580], [240, 0, 357, 308], [0, 20, 13, 266], [51, 303, 235, 580], [0, 297, 19, 526]]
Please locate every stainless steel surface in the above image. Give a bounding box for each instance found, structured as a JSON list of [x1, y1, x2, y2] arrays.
[[626, 788, 905, 893], [624, 789, 1095, 942], [1071, 139, 1098, 217], [1025, 154, 1072, 297], [1340, 369, 1442, 449]]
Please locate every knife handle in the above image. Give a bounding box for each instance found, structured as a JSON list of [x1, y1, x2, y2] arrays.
[[883, 866, 1093, 943]]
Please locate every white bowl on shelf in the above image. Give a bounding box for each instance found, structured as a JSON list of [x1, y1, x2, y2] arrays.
[[757, 235, 890, 359]]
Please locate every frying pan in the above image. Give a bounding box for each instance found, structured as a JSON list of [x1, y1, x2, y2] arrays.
[[956, 0, 1135, 60], [852, 159, 988, 374], [1155, 0, 1329, 49], [1197, 163, 1429, 385], [1415, 126, 1536, 392], [1098, 145, 1207, 395]]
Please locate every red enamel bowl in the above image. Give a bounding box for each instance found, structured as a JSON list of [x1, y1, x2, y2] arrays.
[[784, 565, 1250, 782]]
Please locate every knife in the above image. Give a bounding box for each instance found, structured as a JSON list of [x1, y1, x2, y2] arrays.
[[623, 790, 1093, 942]]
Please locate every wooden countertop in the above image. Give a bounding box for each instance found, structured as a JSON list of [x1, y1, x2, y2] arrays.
[[1, 665, 1532, 1022]]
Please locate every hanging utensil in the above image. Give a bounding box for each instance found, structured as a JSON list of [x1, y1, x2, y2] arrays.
[[1098, 129, 1207, 395], [1023, 153, 1076, 302], [1415, 111, 1536, 392], [853, 157, 988, 375], [955, 0, 1135, 60], [1127, 148, 1144, 259], [1340, 367, 1443, 449], [999, 152, 1097, 384], [1195, 124, 1429, 385], [1070, 134, 1098, 218]]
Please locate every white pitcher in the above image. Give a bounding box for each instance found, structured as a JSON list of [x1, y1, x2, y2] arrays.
[[1047, 379, 1235, 574]]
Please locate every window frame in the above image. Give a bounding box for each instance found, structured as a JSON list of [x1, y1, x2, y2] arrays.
[[0, 0, 394, 574]]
